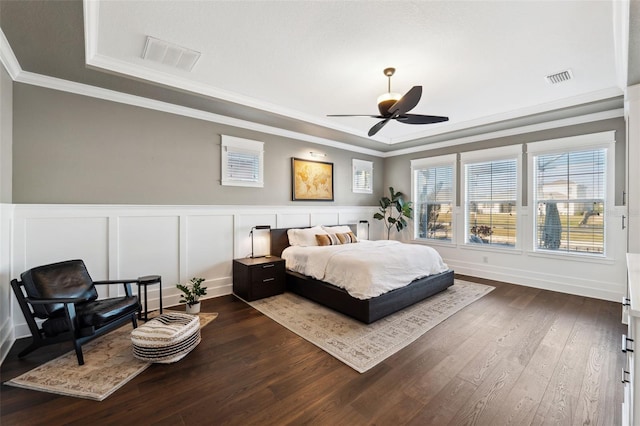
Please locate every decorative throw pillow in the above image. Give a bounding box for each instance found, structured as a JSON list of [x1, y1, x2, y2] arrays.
[[336, 232, 358, 244], [315, 233, 341, 246]]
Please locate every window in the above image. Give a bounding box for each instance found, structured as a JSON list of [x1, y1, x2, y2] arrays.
[[352, 159, 373, 194], [528, 131, 614, 256], [411, 155, 456, 242], [462, 146, 521, 248], [221, 135, 264, 187]]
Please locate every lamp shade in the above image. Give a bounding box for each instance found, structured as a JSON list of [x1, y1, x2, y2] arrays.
[[357, 220, 370, 240], [250, 225, 271, 258]]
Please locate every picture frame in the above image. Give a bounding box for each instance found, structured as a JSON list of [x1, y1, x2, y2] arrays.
[[291, 157, 334, 201]]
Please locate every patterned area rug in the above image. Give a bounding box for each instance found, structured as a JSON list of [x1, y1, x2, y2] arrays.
[[248, 280, 493, 373], [4, 311, 217, 401]]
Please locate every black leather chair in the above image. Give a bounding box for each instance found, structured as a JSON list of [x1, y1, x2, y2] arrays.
[[10, 259, 142, 365]]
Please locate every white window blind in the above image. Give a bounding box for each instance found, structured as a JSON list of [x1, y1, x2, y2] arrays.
[[412, 157, 455, 242], [533, 148, 606, 254], [221, 135, 264, 187], [352, 159, 373, 194], [465, 158, 518, 247]]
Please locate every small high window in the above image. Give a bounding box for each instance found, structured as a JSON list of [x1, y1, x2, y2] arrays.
[[221, 135, 264, 187]]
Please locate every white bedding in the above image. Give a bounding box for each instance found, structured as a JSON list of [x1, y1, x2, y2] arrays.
[[281, 240, 449, 300]]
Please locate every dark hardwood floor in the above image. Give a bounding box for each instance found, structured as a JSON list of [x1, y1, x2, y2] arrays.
[[1, 276, 626, 425]]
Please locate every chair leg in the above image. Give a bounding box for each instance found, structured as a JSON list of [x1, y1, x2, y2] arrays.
[[131, 314, 138, 329], [73, 339, 85, 365], [17, 341, 41, 358]]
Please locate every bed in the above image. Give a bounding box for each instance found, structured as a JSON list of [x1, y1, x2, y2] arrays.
[[270, 225, 454, 324]]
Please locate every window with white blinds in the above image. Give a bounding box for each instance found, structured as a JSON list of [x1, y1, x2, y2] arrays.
[[352, 159, 373, 194], [463, 149, 519, 248], [533, 148, 606, 255], [221, 135, 264, 187], [411, 155, 455, 242]]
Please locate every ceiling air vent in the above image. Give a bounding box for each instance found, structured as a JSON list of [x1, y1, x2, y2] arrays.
[[545, 69, 573, 85], [142, 36, 201, 72]]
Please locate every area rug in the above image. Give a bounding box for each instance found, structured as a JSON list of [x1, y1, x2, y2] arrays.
[[247, 280, 493, 373], [4, 311, 218, 401]]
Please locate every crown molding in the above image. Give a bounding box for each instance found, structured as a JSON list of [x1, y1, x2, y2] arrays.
[[382, 108, 624, 158], [0, 28, 21, 79]]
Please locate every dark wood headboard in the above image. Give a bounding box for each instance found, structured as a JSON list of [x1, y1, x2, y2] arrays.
[[270, 224, 357, 258]]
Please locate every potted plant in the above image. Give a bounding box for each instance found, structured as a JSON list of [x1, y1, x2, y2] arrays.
[[374, 186, 414, 239], [176, 277, 207, 314]]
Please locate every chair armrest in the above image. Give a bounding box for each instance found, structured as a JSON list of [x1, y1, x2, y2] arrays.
[[93, 279, 139, 298], [25, 296, 86, 305], [93, 279, 138, 285]]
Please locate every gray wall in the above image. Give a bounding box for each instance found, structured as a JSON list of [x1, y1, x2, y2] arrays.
[[0, 66, 11, 203], [12, 84, 383, 205], [384, 117, 626, 206]]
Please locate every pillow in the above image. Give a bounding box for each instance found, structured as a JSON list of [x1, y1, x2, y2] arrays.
[[288, 226, 327, 246], [336, 232, 358, 244], [315, 233, 342, 246], [322, 225, 353, 234]]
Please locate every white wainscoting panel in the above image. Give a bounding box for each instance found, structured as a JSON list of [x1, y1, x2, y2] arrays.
[[311, 212, 339, 226], [185, 214, 234, 298], [118, 215, 180, 309], [235, 213, 277, 259], [276, 213, 310, 229], [0, 204, 13, 363], [24, 217, 110, 297]]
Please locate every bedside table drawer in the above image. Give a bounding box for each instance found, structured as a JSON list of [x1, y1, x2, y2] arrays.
[[251, 261, 284, 284]]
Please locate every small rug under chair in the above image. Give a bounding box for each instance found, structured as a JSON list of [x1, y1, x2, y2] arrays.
[[247, 279, 493, 373], [3, 311, 218, 401]]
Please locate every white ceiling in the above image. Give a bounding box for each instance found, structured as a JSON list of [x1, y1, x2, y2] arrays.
[[86, 1, 624, 145]]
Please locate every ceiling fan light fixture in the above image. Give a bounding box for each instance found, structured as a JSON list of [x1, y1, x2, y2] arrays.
[[377, 92, 402, 116]]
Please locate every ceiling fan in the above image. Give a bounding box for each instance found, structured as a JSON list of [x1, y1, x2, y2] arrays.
[[328, 68, 449, 137]]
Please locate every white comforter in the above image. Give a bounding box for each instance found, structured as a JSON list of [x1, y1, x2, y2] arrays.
[[281, 240, 449, 300]]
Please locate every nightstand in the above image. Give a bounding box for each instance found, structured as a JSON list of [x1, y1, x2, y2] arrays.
[[233, 256, 286, 301]]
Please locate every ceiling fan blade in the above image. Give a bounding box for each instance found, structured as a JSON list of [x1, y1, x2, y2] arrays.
[[327, 114, 385, 118], [368, 117, 391, 137], [395, 114, 449, 124], [387, 86, 422, 116]]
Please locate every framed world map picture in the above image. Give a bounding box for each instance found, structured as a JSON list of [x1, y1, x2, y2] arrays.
[[291, 158, 334, 201]]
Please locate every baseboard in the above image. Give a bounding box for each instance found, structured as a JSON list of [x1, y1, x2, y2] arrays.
[[0, 315, 14, 365], [450, 260, 624, 302]]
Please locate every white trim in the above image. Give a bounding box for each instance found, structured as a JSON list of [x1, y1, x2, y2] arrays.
[[612, 0, 630, 91], [83, 0, 100, 64], [410, 153, 457, 169], [459, 144, 522, 162], [384, 109, 624, 158], [526, 130, 616, 154], [0, 29, 21, 79]]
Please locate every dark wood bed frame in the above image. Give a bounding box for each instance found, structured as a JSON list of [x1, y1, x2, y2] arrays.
[[270, 226, 455, 324]]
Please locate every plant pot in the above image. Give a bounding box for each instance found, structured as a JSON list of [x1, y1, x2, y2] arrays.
[[186, 302, 201, 314]]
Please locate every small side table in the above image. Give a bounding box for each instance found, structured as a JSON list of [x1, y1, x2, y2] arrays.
[[137, 275, 162, 321], [233, 256, 285, 301]]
